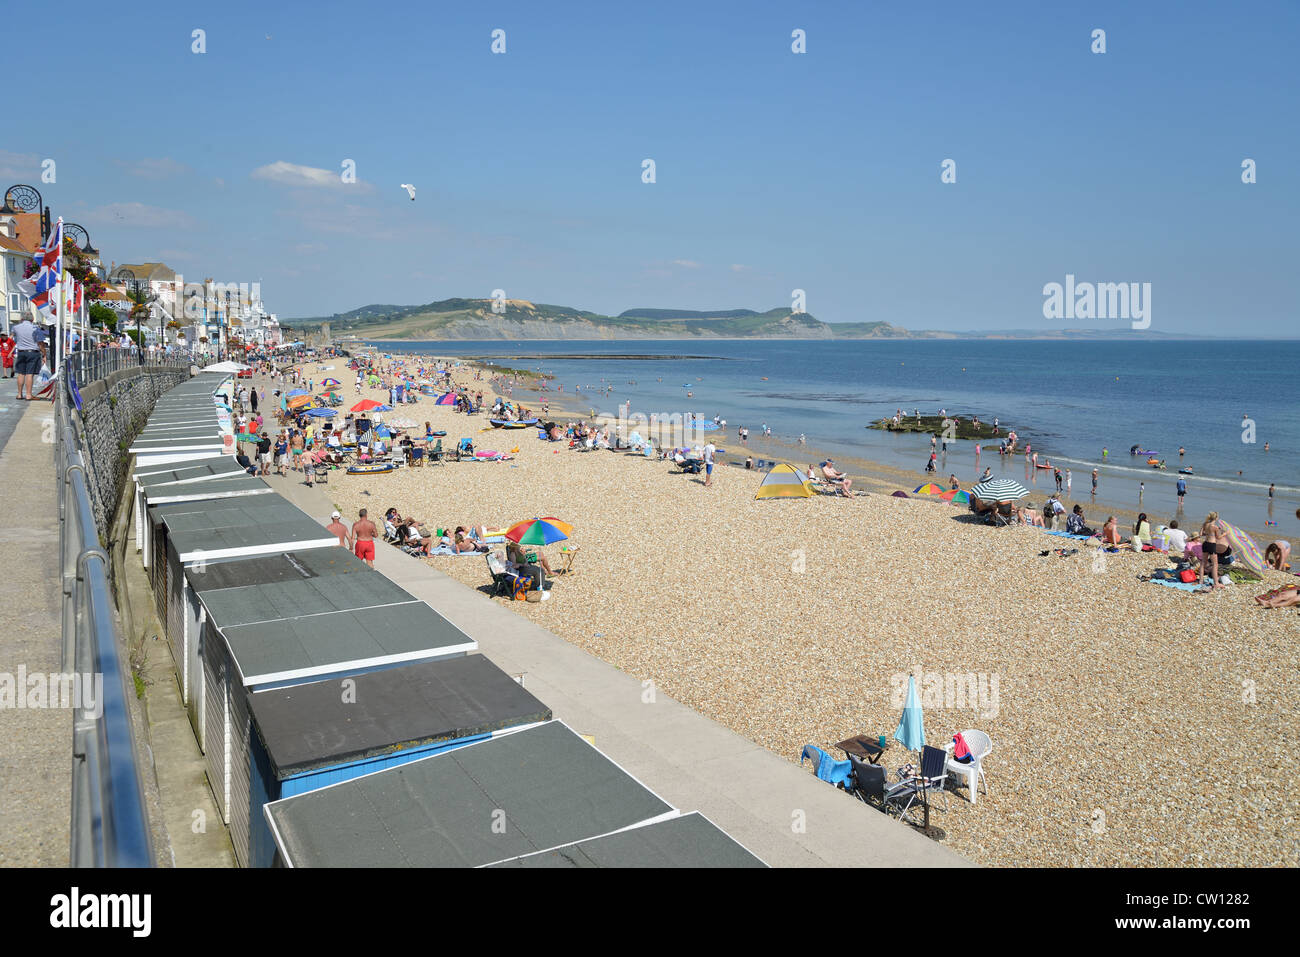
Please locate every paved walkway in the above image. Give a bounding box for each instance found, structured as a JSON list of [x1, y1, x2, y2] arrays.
[[0, 397, 69, 866], [265, 468, 969, 867]]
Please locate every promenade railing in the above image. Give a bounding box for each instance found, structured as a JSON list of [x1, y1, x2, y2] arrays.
[[57, 349, 192, 867]]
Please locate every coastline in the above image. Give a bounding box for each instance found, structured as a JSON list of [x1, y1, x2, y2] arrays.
[[480, 362, 1267, 545], [302, 346, 1300, 868]]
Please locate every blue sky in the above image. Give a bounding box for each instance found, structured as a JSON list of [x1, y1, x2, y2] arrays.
[[5, 1, 1297, 333]]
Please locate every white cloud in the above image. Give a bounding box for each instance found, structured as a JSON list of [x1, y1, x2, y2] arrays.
[[115, 157, 189, 178], [0, 149, 40, 181], [252, 160, 370, 191], [730, 264, 751, 272], [86, 202, 195, 228], [672, 259, 701, 269]]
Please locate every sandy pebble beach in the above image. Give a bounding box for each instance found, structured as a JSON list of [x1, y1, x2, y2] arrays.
[[270, 352, 1299, 867]]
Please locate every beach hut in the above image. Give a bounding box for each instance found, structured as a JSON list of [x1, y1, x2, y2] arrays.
[[200, 581, 477, 859], [131, 456, 249, 550], [485, 812, 766, 868], [145, 498, 339, 737], [264, 721, 680, 868], [241, 655, 551, 867], [755, 463, 812, 500]]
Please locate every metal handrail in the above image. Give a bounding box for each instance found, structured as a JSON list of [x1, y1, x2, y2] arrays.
[[57, 357, 156, 867]]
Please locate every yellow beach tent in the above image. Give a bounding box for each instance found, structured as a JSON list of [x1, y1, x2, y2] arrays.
[[755, 463, 812, 500]]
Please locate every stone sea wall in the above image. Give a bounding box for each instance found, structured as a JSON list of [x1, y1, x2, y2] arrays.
[[77, 366, 191, 535]]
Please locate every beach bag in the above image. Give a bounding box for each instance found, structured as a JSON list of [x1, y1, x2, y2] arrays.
[[1179, 569, 1197, 583]]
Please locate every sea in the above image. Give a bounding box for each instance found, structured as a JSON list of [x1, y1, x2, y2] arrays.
[[367, 338, 1300, 542]]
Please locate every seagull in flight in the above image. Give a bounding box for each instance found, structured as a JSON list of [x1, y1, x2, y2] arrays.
[[400, 184, 416, 201]]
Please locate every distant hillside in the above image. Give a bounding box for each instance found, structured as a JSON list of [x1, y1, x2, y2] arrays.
[[619, 308, 760, 320], [287, 298, 910, 340], [284, 299, 1218, 340]]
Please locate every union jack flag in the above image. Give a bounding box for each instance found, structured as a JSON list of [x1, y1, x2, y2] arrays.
[[18, 218, 63, 316]]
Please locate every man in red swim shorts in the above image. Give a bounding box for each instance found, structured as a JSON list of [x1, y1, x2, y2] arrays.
[[351, 508, 377, 566]]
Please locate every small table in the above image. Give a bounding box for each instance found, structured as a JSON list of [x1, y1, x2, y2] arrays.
[[836, 736, 890, 765]]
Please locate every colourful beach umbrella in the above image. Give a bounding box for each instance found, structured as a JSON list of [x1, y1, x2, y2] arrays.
[[350, 399, 385, 412], [1218, 520, 1266, 575], [913, 483, 946, 495], [505, 517, 573, 545], [894, 674, 926, 753], [321, 377, 341, 386], [940, 489, 972, 505], [755, 463, 812, 500], [435, 392, 458, 405]]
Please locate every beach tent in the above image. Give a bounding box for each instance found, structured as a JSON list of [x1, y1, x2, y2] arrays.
[[891, 491, 909, 498], [435, 392, 457, 405], [755, 464, 812, 500]]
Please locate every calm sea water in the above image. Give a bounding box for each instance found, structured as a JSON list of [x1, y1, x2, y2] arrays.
[[370, 338, 1300, 540]]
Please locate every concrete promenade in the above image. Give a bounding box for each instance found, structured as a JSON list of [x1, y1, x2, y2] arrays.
[[0, 399, 68, 866], [265, 468, 969, 867]]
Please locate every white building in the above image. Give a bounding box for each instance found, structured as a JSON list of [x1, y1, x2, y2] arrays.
[[0, 216, 32, 334]]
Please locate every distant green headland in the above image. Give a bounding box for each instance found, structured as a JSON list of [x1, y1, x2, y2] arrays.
[[283, 297, 1215, 341]]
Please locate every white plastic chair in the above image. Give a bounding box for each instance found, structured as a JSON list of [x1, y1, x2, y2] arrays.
[[944, 729, 992, 804]]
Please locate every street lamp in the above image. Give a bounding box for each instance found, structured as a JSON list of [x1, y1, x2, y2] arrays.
[[63, 222, 99, 257], [1, 184, 49, 240]]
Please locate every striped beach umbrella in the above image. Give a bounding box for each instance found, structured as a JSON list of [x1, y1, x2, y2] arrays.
[[755, 463, 812, 500], [1218, 520, 1266, 574], [971, 477, 1030, 502], [505, 517, 573, 545], [320, 377, 341, 386], [914, 483, 947, 495], [941, 489, 972, 505]]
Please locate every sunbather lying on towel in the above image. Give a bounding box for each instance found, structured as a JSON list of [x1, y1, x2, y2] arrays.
[[453, 527, 487, 553], [1255, 584, 1300, 608]]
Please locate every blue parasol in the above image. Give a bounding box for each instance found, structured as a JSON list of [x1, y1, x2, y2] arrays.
[[894, 674, 926, 752]]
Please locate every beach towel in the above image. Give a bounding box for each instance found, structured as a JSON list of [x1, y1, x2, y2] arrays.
[[1147, 577, 1230, 593], [426, 545, 485, 557], [1043, 529, 1092, 540]]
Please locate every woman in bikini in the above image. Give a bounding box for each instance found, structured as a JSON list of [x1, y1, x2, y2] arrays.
[[1198, 511, 1228, 590]]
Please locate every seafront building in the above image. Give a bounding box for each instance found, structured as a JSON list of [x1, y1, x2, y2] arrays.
[[0, 216, 32, 334]]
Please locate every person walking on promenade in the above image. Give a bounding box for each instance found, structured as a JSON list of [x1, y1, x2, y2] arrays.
[[327, 510, 349, 546], [352, 508, 377, 567], [10, 316, 43, 400]]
